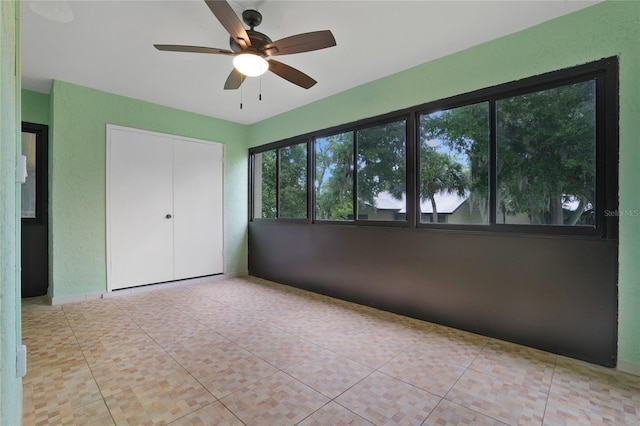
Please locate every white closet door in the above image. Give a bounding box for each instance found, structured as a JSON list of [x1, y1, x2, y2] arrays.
[[173, 140, 224, 279], [108, 129, 175, 289]]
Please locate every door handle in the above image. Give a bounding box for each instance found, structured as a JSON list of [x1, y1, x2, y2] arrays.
[[165, 214, 172, 219]]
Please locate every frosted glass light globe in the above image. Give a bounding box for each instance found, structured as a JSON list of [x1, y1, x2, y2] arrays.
[[233, 54, 269, 77]]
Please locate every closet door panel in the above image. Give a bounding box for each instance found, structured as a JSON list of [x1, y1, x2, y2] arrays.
[[173, 140, 224, 280], [108, 130, 174, 289]]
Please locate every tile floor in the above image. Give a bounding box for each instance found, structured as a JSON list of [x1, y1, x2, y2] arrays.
[[21, 276, 640, 425]]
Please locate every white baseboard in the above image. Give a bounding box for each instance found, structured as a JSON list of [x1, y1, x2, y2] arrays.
[[101, 272, 249, 299], [617, 360, 640, 377], [203, 271, 248, 281], [50, 291, 103, 306], [49, 273, 250, 304]]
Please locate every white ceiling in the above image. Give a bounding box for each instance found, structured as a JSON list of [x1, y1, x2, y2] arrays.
[[21, 0, 600, 125]]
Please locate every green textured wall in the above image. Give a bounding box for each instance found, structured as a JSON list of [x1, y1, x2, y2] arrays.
[[0, 1, 22, 424], [49, 81, 248, 299], [22, 89, 50, 125], [247, 1, 640, 369]]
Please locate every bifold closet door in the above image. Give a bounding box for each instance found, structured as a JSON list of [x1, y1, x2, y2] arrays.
[[108, 130, 175, 289], [173, 140, 224, 280]]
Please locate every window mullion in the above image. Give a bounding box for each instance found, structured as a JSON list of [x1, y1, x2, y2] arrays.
[[352, 131, 358, 222], [489, 99, 497, 225], [275, 148, 280, 219], [407, 114, 417, 228], [308, 138, 314, 223]]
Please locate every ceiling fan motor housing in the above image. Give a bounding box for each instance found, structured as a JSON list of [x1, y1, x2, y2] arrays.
[[229, 10, 271, 53], [229, 29, 272, 53]]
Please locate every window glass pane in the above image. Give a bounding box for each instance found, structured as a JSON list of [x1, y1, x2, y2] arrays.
[[315, 132, 354, 220], [357, 120, 406, 221], [253, 149, 276, 219], [21, 132, 37, 219], [279, 143, 307, 218], [496, 81, 596, 226], [419, 103, 490, 224]]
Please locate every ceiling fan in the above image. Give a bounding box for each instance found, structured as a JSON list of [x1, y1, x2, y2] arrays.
[[154, 0, 336, 90]]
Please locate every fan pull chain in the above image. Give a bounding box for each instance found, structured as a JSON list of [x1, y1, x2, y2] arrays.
[[240, 86, 243, 110], [259, 77, 262, 101]]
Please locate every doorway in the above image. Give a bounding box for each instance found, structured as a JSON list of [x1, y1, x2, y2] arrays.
[[21, 122, 49, 298]]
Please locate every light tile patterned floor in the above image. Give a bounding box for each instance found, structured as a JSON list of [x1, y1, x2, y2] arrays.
[[21, 276, 640, 425]]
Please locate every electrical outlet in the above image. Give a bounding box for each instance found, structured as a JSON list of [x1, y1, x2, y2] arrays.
[[16, 345, 27, 378]]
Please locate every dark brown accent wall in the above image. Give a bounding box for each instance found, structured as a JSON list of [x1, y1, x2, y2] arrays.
[[249, 221, 617, 367]]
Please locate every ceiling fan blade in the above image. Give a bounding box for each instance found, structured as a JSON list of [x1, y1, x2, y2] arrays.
[[224, 68, 246, 90], [204, 0, 251, 48], [154, 44, 234, 55], [262, 30, 336, 56], [268, 60, 317, 89]]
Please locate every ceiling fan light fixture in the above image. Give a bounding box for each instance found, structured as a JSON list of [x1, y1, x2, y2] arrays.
[[233, 53, 269, 77]]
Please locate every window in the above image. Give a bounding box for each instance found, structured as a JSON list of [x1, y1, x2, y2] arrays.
[[21, 132, 37, 218], [279, 142, 307, 219], [356, 120, 407, 222], [251, 143, 308, 220], [252, 149, 276, 219], [419, 103, 489, 224], [496, 81, 596, 226], [249, 57, 617, 237], [315, 132, 354, 220], [314, 120, 407, 223]]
